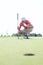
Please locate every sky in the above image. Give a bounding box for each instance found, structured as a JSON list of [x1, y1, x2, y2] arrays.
[[0, 0, 43, 35]]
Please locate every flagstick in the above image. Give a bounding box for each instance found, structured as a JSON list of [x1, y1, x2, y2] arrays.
[[17, 13, 19, 39]]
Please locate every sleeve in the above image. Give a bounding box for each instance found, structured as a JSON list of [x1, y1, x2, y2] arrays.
[[19, 22, 23, 28], [26, 20, 33, 28]]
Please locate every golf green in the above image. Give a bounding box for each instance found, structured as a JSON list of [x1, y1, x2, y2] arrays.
[[0, 37, 43, 65]]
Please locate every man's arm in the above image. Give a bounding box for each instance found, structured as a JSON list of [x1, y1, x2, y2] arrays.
[[17, 22, 22, 30], [25, 20, 33, 28], [17, 26, 20, 31], [27, 24, 33, 28]]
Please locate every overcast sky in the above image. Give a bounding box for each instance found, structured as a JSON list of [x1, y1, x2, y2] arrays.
[[0, 0, 43, 35]]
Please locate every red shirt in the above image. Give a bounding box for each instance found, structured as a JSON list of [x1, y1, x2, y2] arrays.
[[19, 20, 33, 29]]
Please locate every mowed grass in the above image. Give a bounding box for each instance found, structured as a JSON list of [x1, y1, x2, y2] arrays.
[[0, 37, 43, 65]]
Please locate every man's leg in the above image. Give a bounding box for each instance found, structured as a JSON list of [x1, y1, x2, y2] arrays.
[[24, 27, 33, 39], [18, 28, 33, 39], [21, 29, 29, 39]]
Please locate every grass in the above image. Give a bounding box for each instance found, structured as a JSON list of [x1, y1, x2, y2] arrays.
[[0, 37, 43, 65]]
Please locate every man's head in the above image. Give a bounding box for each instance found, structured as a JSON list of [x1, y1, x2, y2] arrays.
[[21, 17, 26, 23]]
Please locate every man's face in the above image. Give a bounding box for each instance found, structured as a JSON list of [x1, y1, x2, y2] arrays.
[[22, 20, 25, 23]]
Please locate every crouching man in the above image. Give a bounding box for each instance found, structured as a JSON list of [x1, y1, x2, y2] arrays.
[[17, 18, 33, 39]]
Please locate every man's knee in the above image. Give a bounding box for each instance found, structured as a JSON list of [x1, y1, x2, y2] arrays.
[[27, 27, 33, 32], [30, 28, 33, 32]]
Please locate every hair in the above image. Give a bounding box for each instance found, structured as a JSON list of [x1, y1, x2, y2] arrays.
[[21, 17, 26, 21]]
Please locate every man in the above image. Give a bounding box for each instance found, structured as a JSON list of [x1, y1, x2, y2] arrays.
[[17, 17, 33, 39]]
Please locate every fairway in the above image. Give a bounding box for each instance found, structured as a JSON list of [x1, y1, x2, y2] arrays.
[[0, 37, 43, 65]]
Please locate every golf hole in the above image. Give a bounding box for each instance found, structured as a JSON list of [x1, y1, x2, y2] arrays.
[[24, 53, 35, 56]]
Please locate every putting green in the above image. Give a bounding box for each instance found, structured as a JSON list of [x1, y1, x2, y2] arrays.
[[0, 37, 43, 65]]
